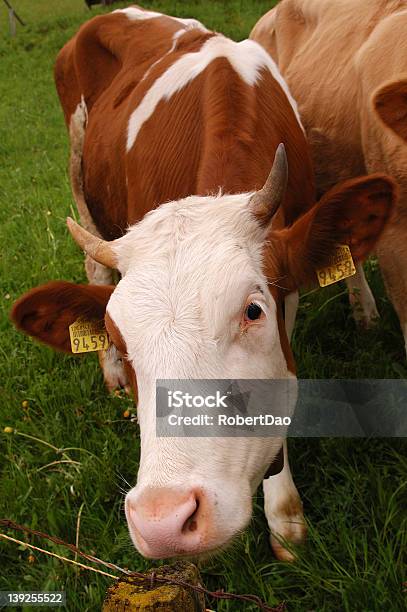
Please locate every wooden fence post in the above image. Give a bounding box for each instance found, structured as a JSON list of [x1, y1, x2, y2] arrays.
[[103, 562, 206, 611], [8, 8, 15, 36], [3, 0, 25, 36]]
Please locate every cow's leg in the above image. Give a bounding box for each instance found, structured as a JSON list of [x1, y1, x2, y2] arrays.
[[263, 298, 302, 561], [69, 100, 129, 392], [98, 344, 130, 393], [84, 254, 114, 286], [263, 441, 306, 561], [70, 101, 114, 284], [345, 262, 379, 327], [284, 291, 299, 341], [376, 222, 407, 356]]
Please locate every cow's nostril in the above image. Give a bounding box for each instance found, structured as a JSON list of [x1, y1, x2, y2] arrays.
[[182, 497, 199, 534]]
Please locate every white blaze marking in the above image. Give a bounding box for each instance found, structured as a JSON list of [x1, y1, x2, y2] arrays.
[[114, 6, 207, 32], [114, 7, 162, 20], [140, 21, 208, 85], [126, 36, 302, 151], [172, 17, 208, 31]]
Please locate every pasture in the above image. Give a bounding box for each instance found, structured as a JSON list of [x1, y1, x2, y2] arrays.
[[0, 1, 406, 610]]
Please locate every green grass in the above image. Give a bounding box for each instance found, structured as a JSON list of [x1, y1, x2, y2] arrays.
[[0, 1, 406, 611]]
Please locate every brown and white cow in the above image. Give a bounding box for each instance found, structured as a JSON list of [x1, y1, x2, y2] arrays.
[[11, 6, 396, 560], [251, 0, 407, 352]]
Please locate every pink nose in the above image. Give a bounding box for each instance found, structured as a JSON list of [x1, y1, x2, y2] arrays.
[[126, 487, 208, 558]]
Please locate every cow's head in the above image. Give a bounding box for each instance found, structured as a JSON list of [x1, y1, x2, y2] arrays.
[[11, 146, 396, 559]]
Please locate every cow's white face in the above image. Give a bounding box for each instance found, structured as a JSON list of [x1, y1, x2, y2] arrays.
[[106, 192, 296, 558]]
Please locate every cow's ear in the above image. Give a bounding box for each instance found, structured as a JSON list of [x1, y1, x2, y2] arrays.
[[269, 174, 396, 289], [373, 78, 407, 142], [10, 281, 115, 353]]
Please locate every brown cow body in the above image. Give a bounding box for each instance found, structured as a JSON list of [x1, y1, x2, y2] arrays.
[[55, 8, 314, 241], [251, 0, 407, 345]]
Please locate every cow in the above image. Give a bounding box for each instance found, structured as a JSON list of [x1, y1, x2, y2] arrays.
[[11, 6, 396, 560], [251, 0, 407, 354]]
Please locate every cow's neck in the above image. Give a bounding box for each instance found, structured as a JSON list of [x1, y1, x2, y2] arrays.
[[196, 145, 261, 197]]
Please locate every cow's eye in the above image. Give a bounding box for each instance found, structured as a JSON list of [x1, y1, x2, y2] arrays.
[[245, 302, 263, 321]]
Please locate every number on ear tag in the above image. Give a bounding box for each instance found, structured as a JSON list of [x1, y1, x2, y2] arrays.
[[316, 244, 356, 287], [69, 320, 109, 354]]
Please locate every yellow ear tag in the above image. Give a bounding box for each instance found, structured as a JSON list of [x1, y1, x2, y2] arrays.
[[69, 319, 109, 354], [316, 244, 356, 287]]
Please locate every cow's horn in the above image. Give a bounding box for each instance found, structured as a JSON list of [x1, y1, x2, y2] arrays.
[[249, 143, 288, 226], [66, 217, 117, 268]]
